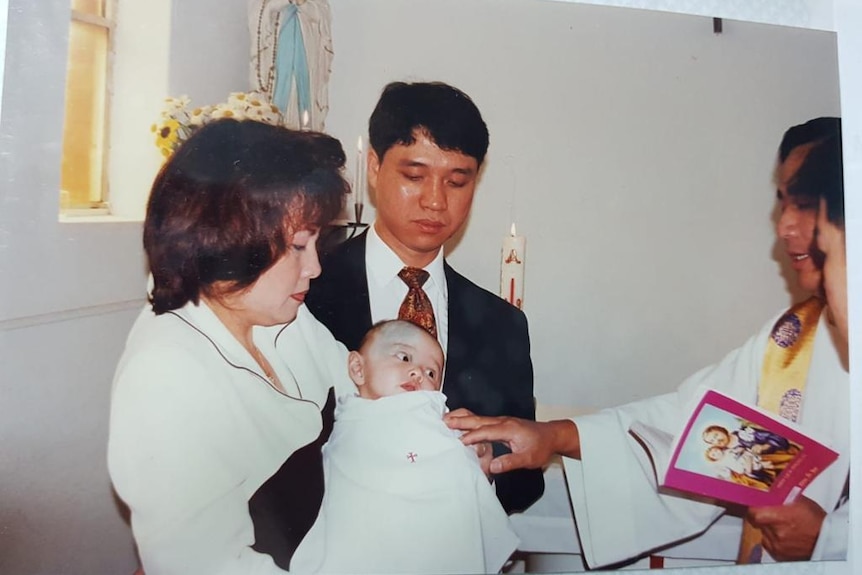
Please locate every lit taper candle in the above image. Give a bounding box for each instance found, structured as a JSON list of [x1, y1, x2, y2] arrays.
[[501, 223, 526, 308], [354, 136, 364, 222]]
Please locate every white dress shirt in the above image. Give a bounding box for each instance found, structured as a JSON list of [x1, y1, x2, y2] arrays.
[[365, 223, 449, 355]]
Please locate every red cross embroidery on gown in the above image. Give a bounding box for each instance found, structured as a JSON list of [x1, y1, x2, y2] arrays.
[[407, 452, 418, 463]]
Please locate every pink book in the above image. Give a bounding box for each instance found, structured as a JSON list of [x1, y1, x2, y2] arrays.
[[629, 389, 839, 507]]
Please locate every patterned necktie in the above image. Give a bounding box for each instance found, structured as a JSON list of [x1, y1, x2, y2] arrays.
[[397, 267, 437, 338]]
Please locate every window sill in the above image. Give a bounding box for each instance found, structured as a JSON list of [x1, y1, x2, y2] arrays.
[[59, 212, 143, 224]]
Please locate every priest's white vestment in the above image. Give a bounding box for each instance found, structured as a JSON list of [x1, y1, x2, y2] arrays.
[[563, 308, 850, 568]]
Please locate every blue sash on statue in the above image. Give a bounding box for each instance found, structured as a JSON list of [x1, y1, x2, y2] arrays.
[[273, 3, 312, 120]]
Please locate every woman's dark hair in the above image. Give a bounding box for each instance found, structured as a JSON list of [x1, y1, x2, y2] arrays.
[[788, 134, 844, 227], [144, 119, 348, 314], [368, 81, 489, 165]]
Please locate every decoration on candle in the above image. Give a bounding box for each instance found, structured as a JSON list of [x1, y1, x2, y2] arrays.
[[501, 223, 526, 309], [353, 136, 365, 223]]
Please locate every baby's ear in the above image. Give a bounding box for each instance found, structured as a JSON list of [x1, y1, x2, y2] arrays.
[[347, 351, 365, 387]]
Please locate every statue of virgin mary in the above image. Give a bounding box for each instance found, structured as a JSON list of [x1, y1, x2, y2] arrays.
[[249, 0, 333, 131]]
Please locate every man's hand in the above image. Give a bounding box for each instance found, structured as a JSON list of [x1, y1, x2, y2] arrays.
[[747, 495, 826, 561], [444, 409, 581, 474]]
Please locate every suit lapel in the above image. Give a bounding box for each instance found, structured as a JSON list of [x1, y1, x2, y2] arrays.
[[334, 233, 374, 350], [442, 263, 470, 405]]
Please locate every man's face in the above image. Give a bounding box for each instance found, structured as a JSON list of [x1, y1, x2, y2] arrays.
[[369, 131, 478, 268], [776, 145, 822, 294]]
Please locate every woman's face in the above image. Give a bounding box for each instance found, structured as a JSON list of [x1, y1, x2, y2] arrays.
[[817, 198, 848, 340], [229, 228, 323, 328]]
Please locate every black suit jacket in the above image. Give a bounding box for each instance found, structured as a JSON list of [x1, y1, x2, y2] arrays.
[[306, 232, 544, 513]]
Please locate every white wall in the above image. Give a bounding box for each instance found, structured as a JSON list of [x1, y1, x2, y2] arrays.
[[1, 1, 859, 574], [0, 309, 142, 574], [324, 0, 840, 408], [168, 0, 249, 103], [0, 1, 251, 572]]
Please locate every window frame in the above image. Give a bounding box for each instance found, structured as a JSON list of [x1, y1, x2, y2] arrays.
[[61, 0, 118, 214]]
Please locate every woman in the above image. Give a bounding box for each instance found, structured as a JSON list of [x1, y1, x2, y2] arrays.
[[108, 119, 354, 573], [790, 133, 848, 342]]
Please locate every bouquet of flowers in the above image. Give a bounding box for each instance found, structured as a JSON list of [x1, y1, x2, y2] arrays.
[[151, 92, 283, 158]]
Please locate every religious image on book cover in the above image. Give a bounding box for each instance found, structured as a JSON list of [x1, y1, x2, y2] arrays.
[[629, 389, 839, 507], [675, 405, 802, 492]]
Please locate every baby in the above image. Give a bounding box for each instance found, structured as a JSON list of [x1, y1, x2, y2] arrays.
[[291, 320, 519, 574], [705, 444, 775, 490]]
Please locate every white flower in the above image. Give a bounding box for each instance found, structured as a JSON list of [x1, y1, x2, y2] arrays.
[[154, 92, 284, 160], [210, 103, 246, 121], [187, 105, 213, 127]]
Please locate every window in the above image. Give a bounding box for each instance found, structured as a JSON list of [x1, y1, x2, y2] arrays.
[[59, 0, 116, 212]]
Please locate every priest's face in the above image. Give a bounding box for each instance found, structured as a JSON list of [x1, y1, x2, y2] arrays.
[[776, 145, 822, 294], [368, 131, 478, 268]]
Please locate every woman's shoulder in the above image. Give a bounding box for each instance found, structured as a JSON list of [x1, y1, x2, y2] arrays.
[[124, 303, 230, 358], [114, 306, 230, 396]]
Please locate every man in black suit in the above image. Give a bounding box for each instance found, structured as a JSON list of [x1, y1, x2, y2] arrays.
[[305, 81, 543, 513]]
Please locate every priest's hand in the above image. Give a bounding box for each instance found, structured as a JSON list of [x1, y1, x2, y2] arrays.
[[471, 441, 494, 479], [444, 409, 581, 473], [747, 496, 826, 561]]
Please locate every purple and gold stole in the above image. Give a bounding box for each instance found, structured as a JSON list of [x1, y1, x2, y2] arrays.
[[737, 296, 824, 564]]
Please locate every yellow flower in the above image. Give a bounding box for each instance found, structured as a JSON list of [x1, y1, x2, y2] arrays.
[[155, 118, 181, 150]]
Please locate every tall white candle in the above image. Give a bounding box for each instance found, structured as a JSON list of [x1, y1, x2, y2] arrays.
[[501, 223, 526, 309], [301, 109, 310, 131], [354, 136, 364, 206]]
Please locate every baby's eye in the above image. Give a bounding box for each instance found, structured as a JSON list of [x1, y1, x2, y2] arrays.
[[425, 369, 436, 380], [396, 352, 410, 362]]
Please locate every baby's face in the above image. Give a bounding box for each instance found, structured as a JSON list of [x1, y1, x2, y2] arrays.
[[706, 446, 724, 461], [358, 325, 444, 399]]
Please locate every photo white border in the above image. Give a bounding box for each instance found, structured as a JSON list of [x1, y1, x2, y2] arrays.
[[0, 1, 856, 573], [0, 0, 8, 125]]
